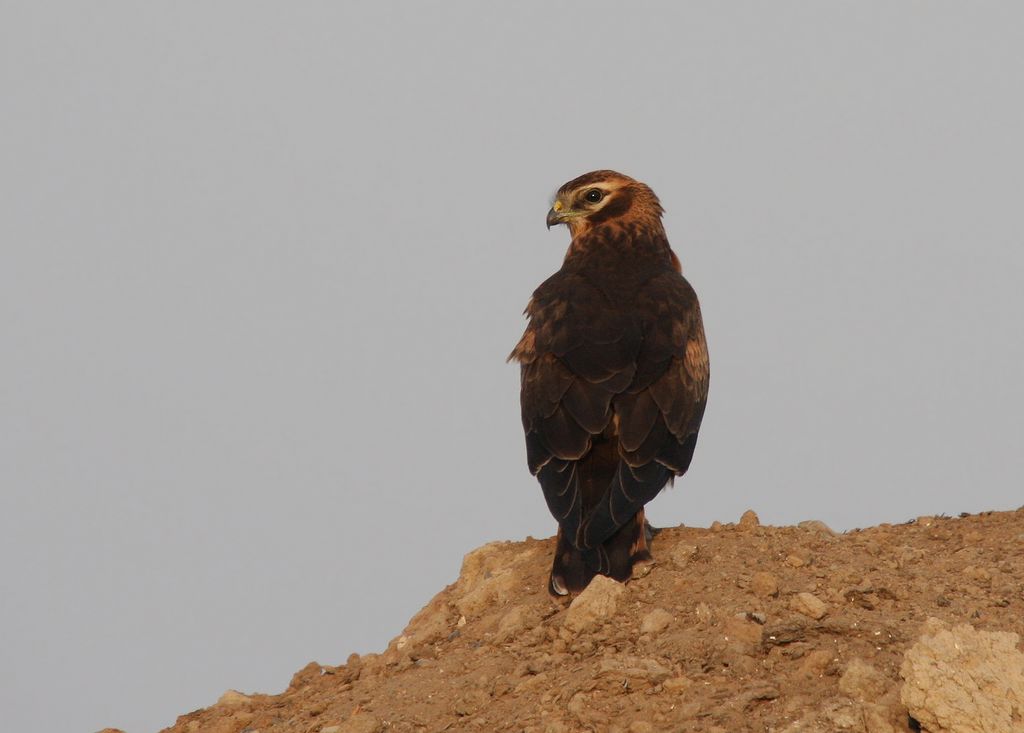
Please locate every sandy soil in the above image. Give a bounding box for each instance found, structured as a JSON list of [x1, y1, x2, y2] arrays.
[[149, 508, 1024, 733]]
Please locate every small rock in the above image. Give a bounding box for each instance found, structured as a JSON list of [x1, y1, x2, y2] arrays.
[[791, 592, 828, 620], [455, 542, 539, 617], [839, 658, 889, 701], [640, 608, 674, 634], [799, 649, 834, 678], [670, 543, 699, 566], [798, 519, 837, 537], [723, 614, 763, 645], [339, 714, 382, 733], [737, 509, 760, 530], [785, 552, 808, 568], [900, 617, 1024, 733], [496, 605, 542, 643], [663, 676, 692, 691], [567, 692, 588, 718], [629, 723, 654, 733], [216, 690, 251, 707], [564, 576, 626, 633], [321, 727, 341, 733], [751, 571, 780, 598]]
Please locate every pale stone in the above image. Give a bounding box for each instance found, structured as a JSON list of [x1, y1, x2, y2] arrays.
[[751, 571, 780, 598], [640, 608, 674, 635], [799, 649, 833, 678], [663, 676, 692, 691], [791, 592, 828, 620], [563, 575, 626, 632], [785, 553, 808, 568], [455, 542, 539, 617], [216, 690, 251, 707], [798, 519, 837, 537], [900, 617, 1024, 733], [670, 543, 699, 566], [737, 509, 760, 530], [722, 614, 763, 645], [496, 605, 543, 643], [339, 714, 382, 733]]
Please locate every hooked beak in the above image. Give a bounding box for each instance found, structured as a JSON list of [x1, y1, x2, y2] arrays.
[[546, 199, 569, 229]]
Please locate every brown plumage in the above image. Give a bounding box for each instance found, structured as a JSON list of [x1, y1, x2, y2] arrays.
[[510, 170, 709, 595]]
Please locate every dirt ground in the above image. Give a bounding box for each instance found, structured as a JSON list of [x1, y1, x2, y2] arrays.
[[153, 508, 1024, 733]]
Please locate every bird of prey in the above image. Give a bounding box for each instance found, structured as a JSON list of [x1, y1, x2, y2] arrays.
[[510, 170, 709, 595]]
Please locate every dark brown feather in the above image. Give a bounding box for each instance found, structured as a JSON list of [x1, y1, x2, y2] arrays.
[[513, 170, 709, 593]]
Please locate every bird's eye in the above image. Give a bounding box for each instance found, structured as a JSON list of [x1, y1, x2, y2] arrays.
[[584, 188, 604, 203]]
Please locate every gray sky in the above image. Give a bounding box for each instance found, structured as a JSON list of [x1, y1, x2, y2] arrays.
[[2, 3, 1023, 732]]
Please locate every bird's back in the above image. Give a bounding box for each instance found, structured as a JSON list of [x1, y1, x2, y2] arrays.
[[513, 170, 709, 594]]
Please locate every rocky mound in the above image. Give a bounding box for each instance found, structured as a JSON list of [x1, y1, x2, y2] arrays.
[[151, 509, 1024, 733]]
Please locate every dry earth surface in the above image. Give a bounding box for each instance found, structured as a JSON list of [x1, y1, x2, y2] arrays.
[[116, 508, 1024, 733]]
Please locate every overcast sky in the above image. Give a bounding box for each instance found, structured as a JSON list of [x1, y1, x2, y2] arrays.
[[3, 3, 1023, 732]]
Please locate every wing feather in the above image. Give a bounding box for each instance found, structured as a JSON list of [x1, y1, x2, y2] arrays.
[[515, 260, 709, 552]]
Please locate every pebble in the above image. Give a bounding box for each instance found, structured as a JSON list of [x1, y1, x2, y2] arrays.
[[670, 543, 699, 566], [567, 692, 588, 717], [216, 690, 251, 707], [564, 576, 626, 632], [640, 608, 674, 634], [791, 592, 828, 620], [798, 519, 837, 537], [723, 614, 763, 645], [737, 509, 760, 531], [785, 552, 809, 568], [663, 675, 692, 691], [338, 715, 382, 733], [629, 723, 654, 733], [799, 649, 833, 677], [751, 571, 780, 598]]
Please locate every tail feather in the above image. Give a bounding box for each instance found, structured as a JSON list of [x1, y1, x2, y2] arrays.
[[549, 509, 652, 595]]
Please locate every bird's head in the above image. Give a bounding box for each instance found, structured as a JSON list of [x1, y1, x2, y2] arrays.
[[546, 170, 664, 237]]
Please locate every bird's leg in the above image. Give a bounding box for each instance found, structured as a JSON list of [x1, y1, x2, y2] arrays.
[[628, 509, 655, 578], [549, 527, 596, 596]]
